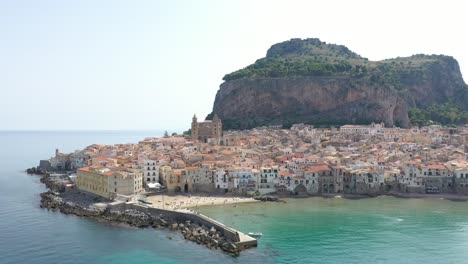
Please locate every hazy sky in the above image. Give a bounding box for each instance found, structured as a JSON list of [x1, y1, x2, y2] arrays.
[[1, 0, 467, 131]]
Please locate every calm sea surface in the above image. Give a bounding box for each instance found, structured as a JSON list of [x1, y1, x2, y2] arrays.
[[1, 131, 468, 264]]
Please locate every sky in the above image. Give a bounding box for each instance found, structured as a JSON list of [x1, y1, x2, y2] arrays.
[[1, 0, 467, 131]]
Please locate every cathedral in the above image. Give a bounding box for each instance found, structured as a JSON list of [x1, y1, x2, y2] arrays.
[[191, 114, 222, 143]]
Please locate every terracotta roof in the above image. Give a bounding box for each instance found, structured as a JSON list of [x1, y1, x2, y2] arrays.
[[423, 164, 447, 170], [305, 164, 331, 172]]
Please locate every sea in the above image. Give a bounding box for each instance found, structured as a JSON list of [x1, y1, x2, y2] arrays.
[[1, 131, 468, 264]]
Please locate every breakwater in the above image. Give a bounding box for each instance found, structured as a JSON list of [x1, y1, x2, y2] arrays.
[[38, 173, 256, 255]]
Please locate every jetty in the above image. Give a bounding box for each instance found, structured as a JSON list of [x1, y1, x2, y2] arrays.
[[37, 171, 256, 254], [108, 201, 257, 249]]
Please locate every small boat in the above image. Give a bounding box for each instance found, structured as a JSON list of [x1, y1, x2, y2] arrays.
[[248, 232, 263, 237]]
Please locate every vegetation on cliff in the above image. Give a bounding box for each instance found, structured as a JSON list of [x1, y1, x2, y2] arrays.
[[213, 38, 468, 129], [409, 102, 468, 127], [224, 39, 446, 85]]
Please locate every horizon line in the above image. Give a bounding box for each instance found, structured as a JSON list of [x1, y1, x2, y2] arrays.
[[0, 129, 185, 132]]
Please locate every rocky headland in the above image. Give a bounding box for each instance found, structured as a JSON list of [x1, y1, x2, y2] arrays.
[[208, 38, 468, 129]]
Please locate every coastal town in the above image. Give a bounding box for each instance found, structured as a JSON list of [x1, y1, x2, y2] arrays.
[[33, 114, 468, 201], [28, 114, 468, 254]]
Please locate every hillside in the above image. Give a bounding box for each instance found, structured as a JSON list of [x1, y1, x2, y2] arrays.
[[208, 38, 468, 129]]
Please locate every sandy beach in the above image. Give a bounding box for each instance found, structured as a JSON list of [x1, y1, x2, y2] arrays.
[[146, 194, 257, 209]]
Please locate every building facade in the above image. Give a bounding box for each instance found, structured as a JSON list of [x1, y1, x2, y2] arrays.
[[141, 160, 160, 184], [191, 114, 222, 143], [76, 166, 143, 199]]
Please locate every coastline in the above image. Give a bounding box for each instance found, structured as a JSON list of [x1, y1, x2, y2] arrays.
[[34, 172, 257, 255], [278, 192, 468, 202], [30, 168, 468, 257]]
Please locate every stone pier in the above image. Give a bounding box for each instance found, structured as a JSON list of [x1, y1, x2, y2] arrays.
[[108, 202, 257, 249]]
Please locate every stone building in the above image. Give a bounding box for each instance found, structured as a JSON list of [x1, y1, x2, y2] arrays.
[[159, 165, 183, 193], [191, 114, 222, 143], [50, 149, 70, 171], [76, 166, 143, 199], [340, 122, 385, 135]]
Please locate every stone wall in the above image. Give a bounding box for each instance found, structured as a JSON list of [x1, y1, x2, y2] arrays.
[[109, 203, 241, 242]]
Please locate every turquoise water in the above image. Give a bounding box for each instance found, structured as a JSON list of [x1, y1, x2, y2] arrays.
[[2, 131, 468, 264], [199, 197, 468, 263]]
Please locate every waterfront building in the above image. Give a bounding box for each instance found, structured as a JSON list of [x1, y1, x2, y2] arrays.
[[215, 170, 228, 190], [304, 164, 331, 194], [191, 164, 215, 192], [76, 166, 109, 198], [421, 164, 452, 193], [257, 166, 279, 194], [76, 166, 143, 199], [108, 168, 144, 198], [451, 161, 468, 194], [159, 165, 183, 193], [50, 149, 70, 171], [401, 161, 423, 189]]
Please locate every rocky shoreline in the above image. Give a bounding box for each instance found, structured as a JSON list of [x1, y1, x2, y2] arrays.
[[36, 172, 243, 255]]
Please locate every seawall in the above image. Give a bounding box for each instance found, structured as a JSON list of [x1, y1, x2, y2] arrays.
[[37, 169, 257, 255], [108, 202, 256, 247]]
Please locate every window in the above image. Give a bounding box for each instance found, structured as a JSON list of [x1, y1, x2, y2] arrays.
[[147, 178, 150, 181]]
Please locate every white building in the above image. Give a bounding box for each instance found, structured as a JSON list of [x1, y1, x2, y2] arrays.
[[400, 162, 422, 187], [340, 122, 385, 135], [140, 160, 159, 184], [215, 170, 228, 190], [257, 166, 279, 194]]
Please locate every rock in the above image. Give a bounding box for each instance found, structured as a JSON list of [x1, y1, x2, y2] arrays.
[[254, 196, 279, 202], [160, 219, 169, 227], [39, 185, 248, 255], [209, 226, 216, 235], [209, 38, 468, 129]]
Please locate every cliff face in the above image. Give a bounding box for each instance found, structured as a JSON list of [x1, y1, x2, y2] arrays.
[[209, 38, 468, 129]]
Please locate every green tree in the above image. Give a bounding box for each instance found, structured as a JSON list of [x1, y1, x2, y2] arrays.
[[183, 128, 192, 135]]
